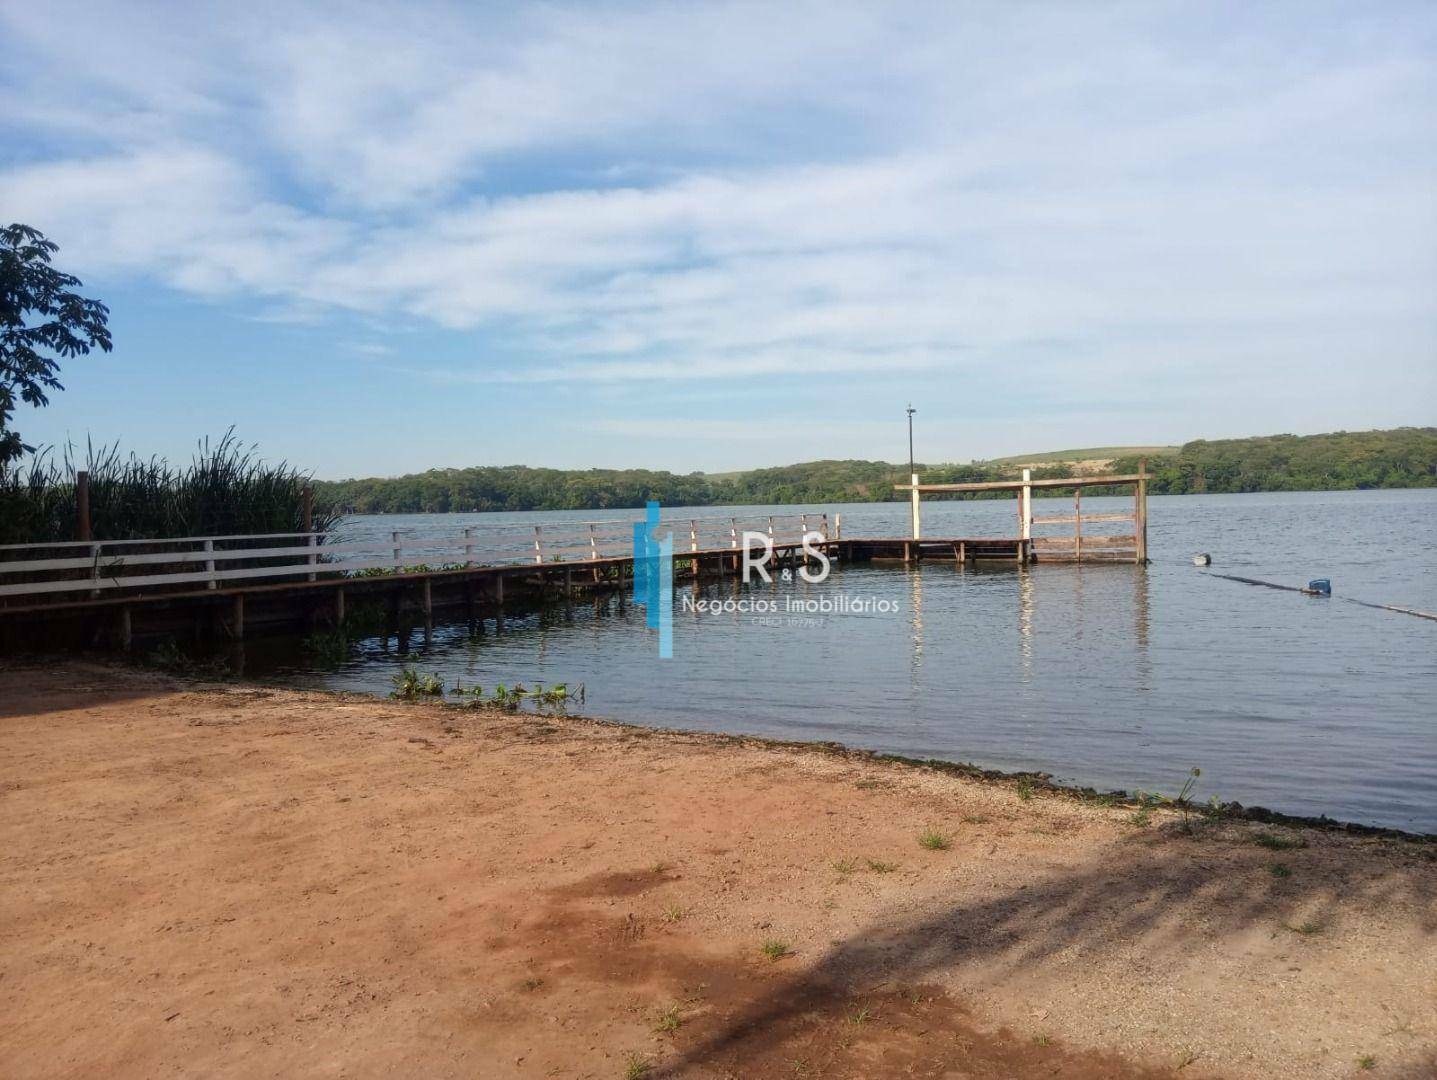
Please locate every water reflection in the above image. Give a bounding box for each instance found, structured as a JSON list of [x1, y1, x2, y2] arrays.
[[238, 513, 1437, 835], [909, 565, 923, 679]]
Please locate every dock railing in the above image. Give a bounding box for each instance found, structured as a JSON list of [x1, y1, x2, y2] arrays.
[[0, 512, 833, 604], [894, 463, 1149, 563]]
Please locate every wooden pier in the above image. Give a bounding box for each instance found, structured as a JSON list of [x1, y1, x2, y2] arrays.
[[0, 469, 1147, 653], [895, 464, 1150, 564]]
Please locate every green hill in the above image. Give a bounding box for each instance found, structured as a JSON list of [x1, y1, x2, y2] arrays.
[[313, 427, 1437, 513], [987, 445, 1178, 466]]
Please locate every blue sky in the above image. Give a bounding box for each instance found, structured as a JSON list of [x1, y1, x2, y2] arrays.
[[1, 1, 1433, 479]]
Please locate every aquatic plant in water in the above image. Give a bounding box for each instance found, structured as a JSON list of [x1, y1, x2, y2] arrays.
[[390, 667, 444, 699]]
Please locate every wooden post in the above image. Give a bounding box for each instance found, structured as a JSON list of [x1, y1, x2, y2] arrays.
[[1074, 488, 1082, 563], [589, 523, 599, 561], [301, 485, 313, 532], [834, 512, 841, 540], [76, 470, 91, 541], [909, 473, 921, 540], [422, 578, 432, 637], [1020, 468, 1032, 545], [729, 518, 738, 549], [391, 530, 402, 570], [335, 587, 346, 627], [533, 525, 544, 564], [1135, 459, 1149, 565], [89, 542, 102, 598], [463, 526, 475, 567], [689, 519, 698, 553], [231, 594, 245, 641], [117, 606, 131, 650], [494, 574, 505, 632], [204, 539, 217, 590]]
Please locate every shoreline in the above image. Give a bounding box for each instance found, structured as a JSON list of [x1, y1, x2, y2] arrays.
[[161, 656, 1437, 844], [4, 659, 1435, 1078]]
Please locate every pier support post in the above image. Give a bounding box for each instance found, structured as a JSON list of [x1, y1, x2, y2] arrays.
[[1135, 459, 1149, 564], [495, 574, 505, 632], [231, 594, 245, 641], [422, 579, 433, 641], [909, 473, 921, 540], [334, 587, 346, 627], [116, 605, 131, 650]]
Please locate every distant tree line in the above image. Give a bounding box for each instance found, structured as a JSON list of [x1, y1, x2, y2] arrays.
[[1109, 428, 1436, 495], [312, 427, 1437, 514]]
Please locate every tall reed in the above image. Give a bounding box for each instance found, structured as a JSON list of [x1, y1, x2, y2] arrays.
[[0, 430, 336, 545]]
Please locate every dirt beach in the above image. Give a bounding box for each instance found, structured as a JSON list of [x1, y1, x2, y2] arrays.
[[1, 661, 1433, 1079]]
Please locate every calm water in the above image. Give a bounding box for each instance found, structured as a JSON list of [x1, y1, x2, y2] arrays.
[[268, 490, 1437, 833]]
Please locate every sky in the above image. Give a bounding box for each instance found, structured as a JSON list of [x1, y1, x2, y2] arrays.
[[1, 1, 1434, 480]]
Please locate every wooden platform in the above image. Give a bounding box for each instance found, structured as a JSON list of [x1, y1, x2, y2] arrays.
[[0, 533, 1068, 653]]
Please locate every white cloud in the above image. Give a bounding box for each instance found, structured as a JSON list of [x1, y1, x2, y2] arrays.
[[0, 0, 1433, 411]]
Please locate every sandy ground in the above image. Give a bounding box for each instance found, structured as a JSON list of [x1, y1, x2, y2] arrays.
[[1, 661, 1433, 1079]]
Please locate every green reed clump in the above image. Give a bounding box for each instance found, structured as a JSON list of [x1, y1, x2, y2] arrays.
[[0, 429, 337, 544]]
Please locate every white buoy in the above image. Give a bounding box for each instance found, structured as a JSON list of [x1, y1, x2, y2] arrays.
[[1193, 553, 1212, 566]]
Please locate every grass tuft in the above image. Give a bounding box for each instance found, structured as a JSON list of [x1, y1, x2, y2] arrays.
[[656, 1004, 683, 1033], [865, 858, 898, 874], [1253, 831, 1307, 851], [1268, 863, 1292, 878], [917, 828, 951, 851], [761, 939, 791, 961], [623, 1054, 652, 1079]]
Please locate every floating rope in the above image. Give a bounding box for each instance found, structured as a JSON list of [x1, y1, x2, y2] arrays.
[[1204, 571, 1437, 622]]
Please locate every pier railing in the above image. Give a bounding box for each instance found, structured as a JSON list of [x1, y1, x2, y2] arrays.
[[0, 512, 835, 603]]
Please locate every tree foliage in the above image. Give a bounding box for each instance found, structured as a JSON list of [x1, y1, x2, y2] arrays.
[[313, 428, 1437, 514], [0, 223, 112, 468]]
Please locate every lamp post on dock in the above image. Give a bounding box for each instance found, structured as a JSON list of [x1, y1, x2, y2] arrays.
[[906, 405, 921, 541]]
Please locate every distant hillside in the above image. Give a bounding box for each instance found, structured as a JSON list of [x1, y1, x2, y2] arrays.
[[1112, 427, 1437, 495], [313, 427, 1437, 513], [988, 445, 1178, 469]]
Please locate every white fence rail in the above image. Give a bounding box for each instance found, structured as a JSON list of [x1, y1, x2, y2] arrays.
[[0, 512, 836, 601]]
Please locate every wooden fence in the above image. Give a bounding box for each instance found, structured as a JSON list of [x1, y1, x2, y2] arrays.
[[0, 512, 836, 603]]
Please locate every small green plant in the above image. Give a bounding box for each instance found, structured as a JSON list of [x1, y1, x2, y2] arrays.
[[624, 1054, 652, 1079], [962, 814, 991, 824], [650, 860, 670, 874], [656, 1004, 683, 1033], [1016, 779, 1034, 801], [1357, 1054, 1376, 1070], [1032, 1033, 1052, 1047], [865, 859, 897, 874], [761, 939, 791, 961], [521, 977, 544, 991], [1128, 805, 1153, 827], [302, 627, 349, 668], [1254, 831, 1307, 851], [831, 858, 857, 875], [390, 667, 443, 699], [849, 1006, 872, 1025], [917, 828, 950, 851], [661, 904, 684, 923], [1269, 863, 1292, 878], [1284, 919, 1322, 935]]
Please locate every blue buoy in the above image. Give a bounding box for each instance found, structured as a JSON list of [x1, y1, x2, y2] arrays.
[[1306, 578, 1331, 596]]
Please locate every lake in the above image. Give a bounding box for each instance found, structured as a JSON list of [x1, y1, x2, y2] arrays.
[[265, 490, 1437, 833]]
